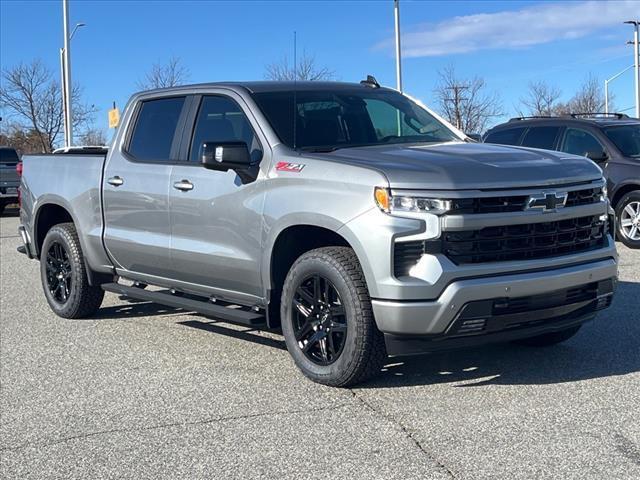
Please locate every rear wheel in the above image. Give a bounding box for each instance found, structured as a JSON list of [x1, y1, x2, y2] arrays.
[[40, 223, 104, 318], [513, 325, 582, 347], [281, 247, 386, 387], [616, 191, 640, 249]]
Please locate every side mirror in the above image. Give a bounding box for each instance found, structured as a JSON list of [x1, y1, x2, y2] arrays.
[[201, 141, 252, 171], [585, 151, 608, 163]]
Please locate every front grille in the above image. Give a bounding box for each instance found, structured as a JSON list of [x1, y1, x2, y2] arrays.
[[565, 187, 603, 207], [443, 215, 606, 264], [393, 214, 607, 275], [447, 186, 602, 214], [450, 196, 528, 214]]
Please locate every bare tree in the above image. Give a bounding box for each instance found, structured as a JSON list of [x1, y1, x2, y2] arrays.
[[433, 65, 503, 134], [518, 81, 563, 117], [78, 128, 108, 146], [0, 60, 96, 152], [265, 51, 335, 81], [567, 74, 607, 114], [137, 56, 190, 90], [0, 123, 47, 155]]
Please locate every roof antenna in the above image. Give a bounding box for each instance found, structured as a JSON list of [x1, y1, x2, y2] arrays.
[[293, 30, 298, 151]]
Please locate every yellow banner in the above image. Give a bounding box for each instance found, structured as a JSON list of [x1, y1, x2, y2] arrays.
[[108, 108, 120, 129]]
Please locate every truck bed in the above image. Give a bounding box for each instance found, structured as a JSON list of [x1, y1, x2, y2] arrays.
[[20, 152, 109, 269]]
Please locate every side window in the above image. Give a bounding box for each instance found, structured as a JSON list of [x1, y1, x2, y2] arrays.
[[484, 127, 526, 146], [561, 128, 604, 156], [127, 96, 186, 161], [521, 126, 561, 150], [190, 96, 259, 162]]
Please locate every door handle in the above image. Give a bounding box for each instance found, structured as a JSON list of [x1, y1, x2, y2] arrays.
[[173, 179, 194, 191], [107, 176, 124, 187]]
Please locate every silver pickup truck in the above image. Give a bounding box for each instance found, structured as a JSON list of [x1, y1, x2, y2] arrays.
[[18, 80, 618, 386]]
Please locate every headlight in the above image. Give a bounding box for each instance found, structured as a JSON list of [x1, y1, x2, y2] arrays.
[[374, 187, 452, 215], [601, 178, 608, 201]]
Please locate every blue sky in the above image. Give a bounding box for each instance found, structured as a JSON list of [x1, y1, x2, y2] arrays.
[[1, 0, 638, 134]]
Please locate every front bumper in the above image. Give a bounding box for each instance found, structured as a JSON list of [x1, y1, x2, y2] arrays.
[[372, 258, 617, 354]]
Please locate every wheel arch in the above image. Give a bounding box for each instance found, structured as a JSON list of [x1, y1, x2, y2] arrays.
[[264, 218, 368, 328], [611, 181, 640, 209], [34, 200, 76, 257], [33, 199, 109, 286]]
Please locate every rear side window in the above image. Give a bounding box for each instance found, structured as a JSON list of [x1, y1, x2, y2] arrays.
[[484, 127, 526, 146], [561, 129, 604, 156], [521, 127, 561, 150], [0, 148, 19, 165], [128, 96, 186, 161]]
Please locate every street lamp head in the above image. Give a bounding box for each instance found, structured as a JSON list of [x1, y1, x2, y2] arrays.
[[624, 20, 639, 26], [69, 22, 86, 40]]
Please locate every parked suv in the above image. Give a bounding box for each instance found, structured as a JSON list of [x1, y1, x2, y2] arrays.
[[484, 114, 640, 248]]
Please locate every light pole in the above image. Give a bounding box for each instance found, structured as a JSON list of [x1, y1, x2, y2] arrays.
[[61, 0, 85, 148], [605, 65, 634, 114], [60, 22, 85, 148], [394, 0, 402, 93], [624, 20, 639, 118]]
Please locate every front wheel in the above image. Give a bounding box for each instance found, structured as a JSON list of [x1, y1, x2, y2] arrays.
[[40, 222, 104, 318], [281, 247, 386, 387], [616, 191, 640, 248]]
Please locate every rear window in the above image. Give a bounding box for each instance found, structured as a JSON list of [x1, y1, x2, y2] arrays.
[[604, 124, 640, 158], [484, 127, 526, 146], [0, 148, 20, 165], [521, 127, 561, 150], [127, 96, 186, 161]]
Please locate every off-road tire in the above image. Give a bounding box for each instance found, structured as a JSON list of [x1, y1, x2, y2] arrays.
[[40, 222, 104, 318], [281, 247, 387, 387], [513, 325, 582, 347]]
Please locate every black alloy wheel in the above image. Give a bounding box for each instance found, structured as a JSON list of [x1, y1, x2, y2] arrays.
[[45, 241, 72, 304], [292, 274, 348, 365]]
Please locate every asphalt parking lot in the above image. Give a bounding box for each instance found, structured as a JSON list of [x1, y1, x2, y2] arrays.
[[1, 208, 638, 480]]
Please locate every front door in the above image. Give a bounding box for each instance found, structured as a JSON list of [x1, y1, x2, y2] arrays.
[[103, 95, 188, 279], [169, 94, 267, 300]]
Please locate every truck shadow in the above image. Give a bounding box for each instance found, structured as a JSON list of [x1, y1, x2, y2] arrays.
[[361, 280, 640, 388], [95, 280, 639, 388], [93, 297, 184, 319]]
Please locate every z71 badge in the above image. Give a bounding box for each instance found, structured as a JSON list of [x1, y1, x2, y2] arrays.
[[276, 162, 305, 173]]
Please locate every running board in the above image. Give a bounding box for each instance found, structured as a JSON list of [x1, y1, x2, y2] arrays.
[[101, 283, 266, 327]]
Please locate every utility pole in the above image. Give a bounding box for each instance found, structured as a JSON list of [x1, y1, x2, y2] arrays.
[[625, 20, 640, 118], [62, 0, 73, 147], [445, 85, 469, 130], [394, 0, 403, 93]]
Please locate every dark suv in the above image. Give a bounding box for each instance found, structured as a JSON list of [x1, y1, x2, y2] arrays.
[[484, 114, 640, 248]]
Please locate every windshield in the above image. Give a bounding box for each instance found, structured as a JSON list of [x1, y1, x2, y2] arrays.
[[251, 89, 459, 151], [603, 124, 640, 158]]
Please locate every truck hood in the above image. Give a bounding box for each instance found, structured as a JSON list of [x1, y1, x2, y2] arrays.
[[322, 142, 602, 190]]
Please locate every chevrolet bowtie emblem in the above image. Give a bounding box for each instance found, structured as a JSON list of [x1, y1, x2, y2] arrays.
[[526, 191, 568, 212]]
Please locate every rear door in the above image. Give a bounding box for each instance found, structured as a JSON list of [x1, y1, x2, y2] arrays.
[[103, 95, 189, 279], [168, 92, 267, 300]]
